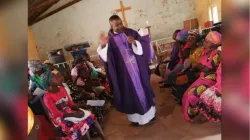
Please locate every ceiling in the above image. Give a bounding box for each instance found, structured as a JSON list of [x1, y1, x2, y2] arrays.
[[28, 0, 81, 26]]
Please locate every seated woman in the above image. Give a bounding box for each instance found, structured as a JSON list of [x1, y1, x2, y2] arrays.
[[195, 63, 221, 122], [182, 31, 221, 123], [160, 29, 190, 88], [28, 60, 48, 105], [171, 32, 204, 101], [42, 69, 106, 140], [71, 56, 113, 104], [82, 53, 111, 93], [44, 60, 71, 81], [155, 29, 181, 78], [50, 68, 106, 122]]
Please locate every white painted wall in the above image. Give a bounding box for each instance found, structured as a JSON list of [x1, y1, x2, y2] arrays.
[[31, 0, 196, 61]]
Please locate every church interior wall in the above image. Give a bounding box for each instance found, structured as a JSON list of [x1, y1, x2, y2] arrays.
[[31, 0, 196, 61], [195, 0, 221, 29]]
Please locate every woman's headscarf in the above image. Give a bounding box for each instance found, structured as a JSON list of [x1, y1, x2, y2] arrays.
[[187, 31, 200, 41], [205, 31, 222, 45], [28, 60, 42, 73], [40, 64, 52, 90], [176, 29, 188, 42]]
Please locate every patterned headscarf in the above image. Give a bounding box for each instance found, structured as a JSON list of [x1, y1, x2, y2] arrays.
[[40, 64, 52, 90], [205, 31, 222, 45], [28, 60, 42, 73], [176, 29, 188, 42], [187, 31, 200, 41]]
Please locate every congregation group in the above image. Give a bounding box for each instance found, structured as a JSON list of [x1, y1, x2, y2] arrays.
[[27, 27, 222, 139], [155, 29, 222, 123]]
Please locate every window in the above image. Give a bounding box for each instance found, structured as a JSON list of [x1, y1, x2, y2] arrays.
[[211, 6, 219, 23]]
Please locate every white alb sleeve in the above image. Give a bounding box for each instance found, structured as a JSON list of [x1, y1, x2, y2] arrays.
[[132, 40, 143, 55], [97, 44, 108, 62]]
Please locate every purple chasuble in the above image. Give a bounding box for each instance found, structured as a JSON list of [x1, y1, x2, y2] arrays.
[[102, 28, 155, 115], [141, 35, 156, 61]]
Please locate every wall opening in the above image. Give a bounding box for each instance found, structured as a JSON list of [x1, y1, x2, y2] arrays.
[[211, 6, 219, 23]]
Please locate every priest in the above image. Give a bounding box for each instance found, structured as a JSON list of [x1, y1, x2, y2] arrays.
[[97, 15, 156, 126]]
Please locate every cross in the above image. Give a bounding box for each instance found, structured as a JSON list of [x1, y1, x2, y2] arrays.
[[115, 1, 131, 27]]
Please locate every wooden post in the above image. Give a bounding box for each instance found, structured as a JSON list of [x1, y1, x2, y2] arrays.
[[145, 26, 151, 38], [28, 27, 40, 60]]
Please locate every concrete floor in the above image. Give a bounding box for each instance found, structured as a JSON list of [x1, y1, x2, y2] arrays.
[[101, 74, 221, 140]]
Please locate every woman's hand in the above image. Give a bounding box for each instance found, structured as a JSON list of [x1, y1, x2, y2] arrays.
[[73, 111, 85, 118], [192, 63, 202, 70], [71, 105, 80, 111], [78, 104, 92, 110], [64, 111, 85, 118], [90, 93, 95, 97]]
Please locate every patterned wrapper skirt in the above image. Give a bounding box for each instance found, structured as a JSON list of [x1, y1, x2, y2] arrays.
[[195, 86, 222, 122]]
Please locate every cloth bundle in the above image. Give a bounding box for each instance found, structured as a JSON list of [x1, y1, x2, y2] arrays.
[[64, 109, 91, 123]]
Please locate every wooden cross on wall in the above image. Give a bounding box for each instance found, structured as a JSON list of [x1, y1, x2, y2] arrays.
[[115, 1, 131, 27]]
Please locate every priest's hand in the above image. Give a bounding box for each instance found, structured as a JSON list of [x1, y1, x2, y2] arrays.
[[99, 32, 108, 48], [127, 36, 136, 46]]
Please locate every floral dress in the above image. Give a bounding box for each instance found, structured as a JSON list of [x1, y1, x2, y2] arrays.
[[44, 86, 95, 140], [182, 48, 220, 121], [195, 63, 222, 122]]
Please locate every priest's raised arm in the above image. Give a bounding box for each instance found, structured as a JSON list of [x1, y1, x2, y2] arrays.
[[97, 39, 143, 62]]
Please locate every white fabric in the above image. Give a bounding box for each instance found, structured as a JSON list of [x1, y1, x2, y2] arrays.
[[28, 71, 35, 90], [29, 80, 35, 91], [127, 106, 156, 125], [183, 58, 191, 71], [97, 40, 143, 62], [64, 109, 91, 123], [86, 100, 105, 106], [33, 88, 46, 96], [86, 61, 102, 72], [218, 46, 222, 51], [132, 40, 143, 55], [29, 87, 46, 104], [71, 67, 85, 86], [97, 44, 108, 62], [138, 28, 149, 36]]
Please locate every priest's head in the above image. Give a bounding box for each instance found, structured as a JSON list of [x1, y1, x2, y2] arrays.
[[109, 15, 124, 33]]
